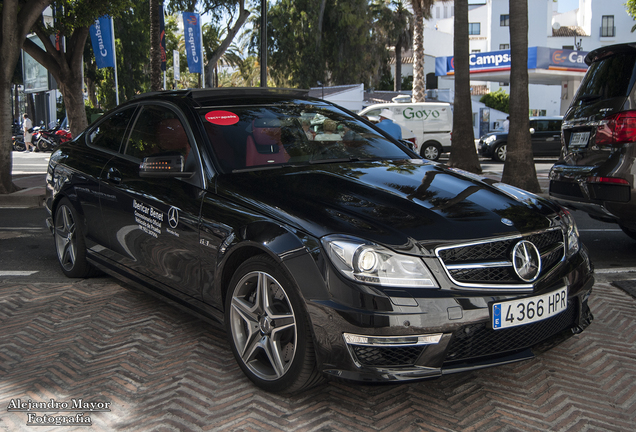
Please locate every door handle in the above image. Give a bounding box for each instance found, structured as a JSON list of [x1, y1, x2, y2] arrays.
[[106, 167, 122, 184]]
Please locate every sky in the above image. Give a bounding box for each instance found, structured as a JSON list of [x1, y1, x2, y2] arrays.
[[557, 0, 580, 13]]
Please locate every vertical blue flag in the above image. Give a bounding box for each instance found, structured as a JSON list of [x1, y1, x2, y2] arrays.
[[160, 8, 167, 72], [183, 12, 202, 74], [89, 16, 116, 69]]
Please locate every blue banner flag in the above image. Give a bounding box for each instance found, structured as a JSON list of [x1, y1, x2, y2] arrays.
[[89, 16, 116, 69], [182, 12, 202, 74], [160, 8, 167, 72]]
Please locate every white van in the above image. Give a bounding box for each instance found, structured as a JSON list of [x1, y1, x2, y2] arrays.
[[359, 102, 453, 161]]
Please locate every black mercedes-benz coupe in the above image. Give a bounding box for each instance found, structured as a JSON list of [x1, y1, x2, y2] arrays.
[[45, 89, 593, 393]]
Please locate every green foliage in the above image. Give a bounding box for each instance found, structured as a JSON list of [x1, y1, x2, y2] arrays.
[[480, 88, 510, 114], [263, 0, 391, 89], [627, 0, 636, 32]]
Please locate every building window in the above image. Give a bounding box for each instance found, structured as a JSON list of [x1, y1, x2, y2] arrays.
[[499, 44, 509, 50], [601, 16, 615, 37], [500, 15, 510, 26], [469, 23, 481, 35]]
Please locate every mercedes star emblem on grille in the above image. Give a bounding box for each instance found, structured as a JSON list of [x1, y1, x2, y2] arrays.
[[512, 240, 541, 282]]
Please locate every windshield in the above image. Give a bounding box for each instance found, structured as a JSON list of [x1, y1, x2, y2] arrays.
[[198, 103, 411, 173]]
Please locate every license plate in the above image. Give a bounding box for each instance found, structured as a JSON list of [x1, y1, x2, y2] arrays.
[[569, 132, 590, 147], [491, 287, 568, 330]]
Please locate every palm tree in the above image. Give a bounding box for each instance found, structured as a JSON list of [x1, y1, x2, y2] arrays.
[[410, 0, 434, 102], [501, 0, 541, 193], [392, 1, 413, 91], [448, 0, 481, 173]]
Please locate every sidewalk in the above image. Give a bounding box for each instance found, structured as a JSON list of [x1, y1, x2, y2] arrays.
[[0, 174, 47, 208]]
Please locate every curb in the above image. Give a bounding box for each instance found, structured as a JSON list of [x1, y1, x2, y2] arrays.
[[0, 174, 47, 208]]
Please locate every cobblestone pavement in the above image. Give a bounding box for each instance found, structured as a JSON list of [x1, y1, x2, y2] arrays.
[[0, 277, 634, 431]]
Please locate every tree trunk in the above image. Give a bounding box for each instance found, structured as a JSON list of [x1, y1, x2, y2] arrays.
[[22, 26, 89, 136], [150, 0, 162, 91], [0, 0, 52, 194], [411, 1, 425, 102], [205, 1, 250, 88], [501, 0, 541, 193], [395, 39, 402, 92], [448, 0, 481, 174]]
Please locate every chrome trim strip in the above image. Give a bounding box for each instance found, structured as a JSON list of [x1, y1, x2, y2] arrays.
[[343, 333, 443, 347], [445, 261, 511, 270]]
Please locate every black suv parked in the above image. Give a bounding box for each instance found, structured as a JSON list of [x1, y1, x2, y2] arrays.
[[549, 43, 636, 240], [478, 117, 563, 162]]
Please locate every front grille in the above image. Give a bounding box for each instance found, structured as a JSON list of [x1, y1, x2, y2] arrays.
[[351, 345, 424, 367], [550, 180, 585, 198], [444, 300, 577, 364], [436, 229, 565, 287]]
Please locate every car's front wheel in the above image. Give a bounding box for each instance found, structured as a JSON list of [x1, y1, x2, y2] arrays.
[[421, 141, 442, 161], [54, 198, 99, 278], [225, 255, 323, 393], [493, 142, 507, 162]]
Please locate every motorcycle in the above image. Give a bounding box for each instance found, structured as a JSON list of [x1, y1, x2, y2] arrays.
[[12, 133, 26, 152], [35, 123, 71, 152]]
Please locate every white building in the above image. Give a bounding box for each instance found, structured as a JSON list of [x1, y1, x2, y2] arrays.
[[420, 0, 636, 122]]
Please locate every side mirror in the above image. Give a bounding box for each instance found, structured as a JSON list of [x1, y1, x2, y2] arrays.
[[139, 154, 194, 178], [529, 127, 535, 134]]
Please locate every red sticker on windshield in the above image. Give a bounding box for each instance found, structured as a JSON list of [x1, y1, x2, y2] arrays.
[[205, 110, 239, 125]]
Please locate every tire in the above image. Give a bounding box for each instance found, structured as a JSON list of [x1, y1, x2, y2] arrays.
[[53, 197, 99, 278], [493, 142, 507, 162], [421, 141, 442, 161], [619, 223, 636, 241], [13, 140, 25, 152], [225, 255, 323, 393], [37, 137, 52, 152]]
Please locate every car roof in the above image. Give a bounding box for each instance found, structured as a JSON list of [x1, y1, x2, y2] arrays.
[[585, 43, 636, 65], [131, 88, 313, 107]]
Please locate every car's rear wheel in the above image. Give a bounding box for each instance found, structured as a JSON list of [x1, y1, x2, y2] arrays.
[[493, 143, 507, 162], [421, 141, 442, 161], [619, 223, 636, 241], [225, 255, 323, 393], [54, 197, 99, 278]]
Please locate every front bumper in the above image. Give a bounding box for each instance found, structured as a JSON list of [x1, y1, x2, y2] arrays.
[[307, 250, 594, 383]]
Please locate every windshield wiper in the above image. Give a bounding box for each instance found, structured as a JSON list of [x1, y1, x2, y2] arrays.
[[578, 94, 601, 103], [309, 156, 362, 165]]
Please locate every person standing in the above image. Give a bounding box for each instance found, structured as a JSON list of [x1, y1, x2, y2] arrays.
[[502, 116, 510, 132], [376, 109, 402, 141], [22, 113, 34, 152]]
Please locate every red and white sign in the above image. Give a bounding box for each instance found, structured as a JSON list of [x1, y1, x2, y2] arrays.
[[205, 110, 239, 125]]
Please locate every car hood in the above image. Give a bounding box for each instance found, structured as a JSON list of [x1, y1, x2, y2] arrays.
[[217, 160, 558, 253]]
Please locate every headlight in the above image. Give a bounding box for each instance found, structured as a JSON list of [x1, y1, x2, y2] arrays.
[[322, 235, 438, 288], [559, 208, 580, 257], [483, 135, 497, 144]]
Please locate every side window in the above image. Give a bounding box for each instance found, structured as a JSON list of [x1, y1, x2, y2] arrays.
[[88, 107, 136, 152], [533, 121, 549, 132], [548, 120, 562, 132], [125, 105, 191, 161]]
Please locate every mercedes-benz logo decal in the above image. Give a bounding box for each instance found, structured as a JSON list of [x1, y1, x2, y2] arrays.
[[168, 207, 179, 229], [512, 240, 541, 282]]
